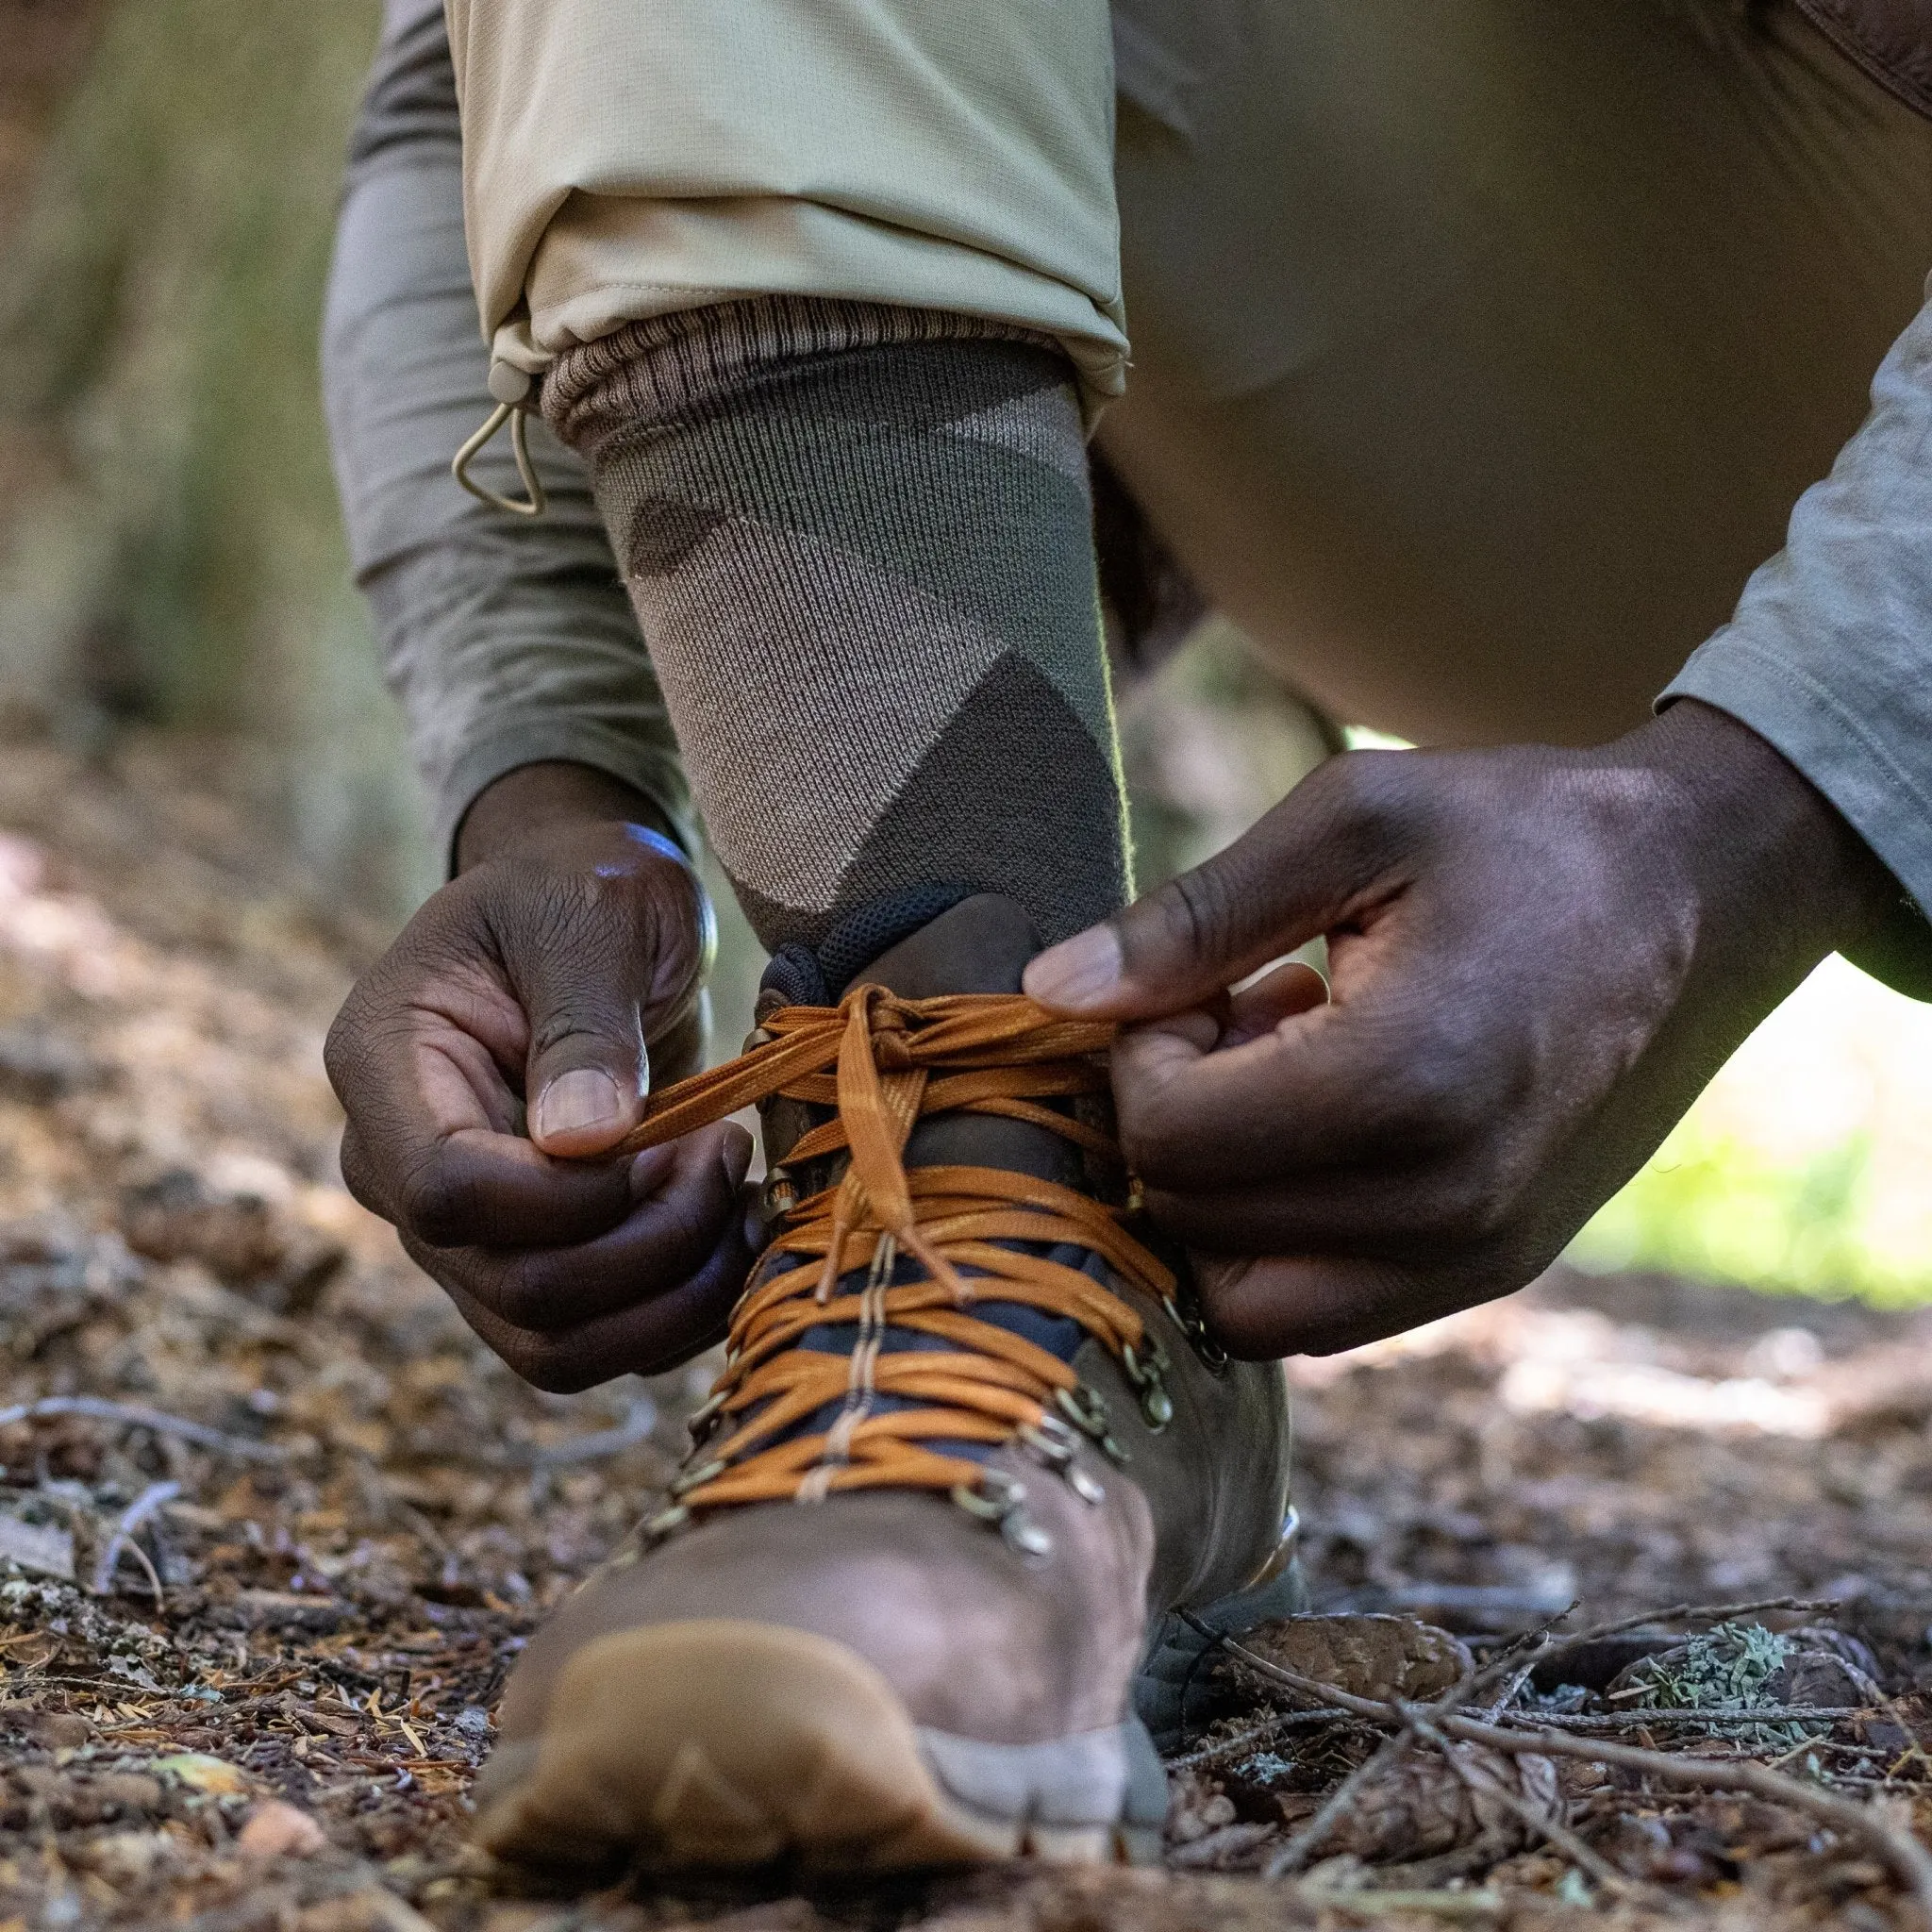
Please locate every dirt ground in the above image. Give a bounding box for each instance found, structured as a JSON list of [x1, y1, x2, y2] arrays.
[[3, 739, 1931, 1932]]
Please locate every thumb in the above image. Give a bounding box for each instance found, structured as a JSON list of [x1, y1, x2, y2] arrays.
[[1024, 751, 1415, 1019], [519, 955, 654, 1160]]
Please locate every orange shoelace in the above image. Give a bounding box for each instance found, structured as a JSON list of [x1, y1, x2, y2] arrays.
[[612, 987, 1179, 1530]]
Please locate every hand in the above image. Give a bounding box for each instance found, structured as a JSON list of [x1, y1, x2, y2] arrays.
[[325, 763, 753, 1390], [1024, 702, 1897, 1358]]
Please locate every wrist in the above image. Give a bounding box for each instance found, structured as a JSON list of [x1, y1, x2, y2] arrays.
[[1635, 699, 1898, 960], [455, 761, 682, 873]]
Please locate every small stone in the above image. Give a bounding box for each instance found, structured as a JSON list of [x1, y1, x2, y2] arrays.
[[237, 1798, 327, 1859], [0, 1024, 95, 1101], [14, 1708, 91, 1749], [76, 1829, 170, 1885]]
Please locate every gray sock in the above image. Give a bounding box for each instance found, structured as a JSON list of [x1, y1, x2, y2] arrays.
[[544, 296, 1131, 951]]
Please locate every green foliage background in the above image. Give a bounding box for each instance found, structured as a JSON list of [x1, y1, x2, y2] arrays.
[[0, 0, 430, 913]]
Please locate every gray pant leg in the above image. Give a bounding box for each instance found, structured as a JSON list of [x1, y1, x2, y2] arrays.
[[323, 0, 693, 868]]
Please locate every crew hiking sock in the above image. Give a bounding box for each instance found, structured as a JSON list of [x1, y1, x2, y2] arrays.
[[543, 296, 1131, 952]]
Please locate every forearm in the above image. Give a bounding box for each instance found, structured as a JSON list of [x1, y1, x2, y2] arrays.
[[323, 5, 695, 871]]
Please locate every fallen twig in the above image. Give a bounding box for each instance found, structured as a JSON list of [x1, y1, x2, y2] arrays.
[[1166, 1707, 1356, 1774], [1479, 1665, 1534, 1721], [1219, 1631, 1932, 1921], [1554, 1594, 1841, 1646], [1294, 1888, 1505, 1920], [1524, 1704, 1871, 1733], [92, 1479, 181, 1601], [0, 1396, 288, 1461]]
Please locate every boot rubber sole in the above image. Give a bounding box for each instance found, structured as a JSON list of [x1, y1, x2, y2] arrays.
[[474, 1619, 1152, 1873]]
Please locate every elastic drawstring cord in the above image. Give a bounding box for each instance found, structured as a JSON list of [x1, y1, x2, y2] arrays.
[[452, 401, 548, 518]]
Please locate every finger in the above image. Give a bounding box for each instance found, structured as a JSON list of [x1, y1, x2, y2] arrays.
[[1109, 989, 1487, 1191], [1224, 958, 1327, 1045], [425, 1123, 752, 1331], [1024, 752, 1422, 1018], [1189, 1248, 1519, 1360], [1141, 1153, 1503, 1257], [379, 1124, 651, 1250], [428, 1208, 747, 1391], [327, 996, 527, 1224]]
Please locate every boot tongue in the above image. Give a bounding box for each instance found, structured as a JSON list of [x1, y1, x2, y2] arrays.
[[751, 893, 1108, 1445], [757, 892, 1085, 1190], [853, 891, 1036, 1001], [857, 894, 1083, 1187]]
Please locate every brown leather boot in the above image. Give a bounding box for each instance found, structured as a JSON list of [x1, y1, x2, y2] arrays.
[[472, 892, 1296, 1874]]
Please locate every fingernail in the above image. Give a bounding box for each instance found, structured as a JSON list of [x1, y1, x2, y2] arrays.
[[1024, 924, 1123, 1008], [533, 1068, 623, 1143]]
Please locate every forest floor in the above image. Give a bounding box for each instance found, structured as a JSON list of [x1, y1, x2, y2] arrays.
[[3, 738, 1932, 1932]]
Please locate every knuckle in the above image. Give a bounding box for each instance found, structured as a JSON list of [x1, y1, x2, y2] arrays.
[[321, 992, 375, 1101], [1112, 1066, 1191, 1178], [1155, 868, 1233, 965], [487, 1254, 558, 1332], [1308, 749, 1424, 854], [1115, 1098, 1171, 1177], [335, 1132, 387, 1217], [1386, 1056, 1487, 1144], [395, 1154, 476, 1248], [1370, 1018, 1500, 1144]]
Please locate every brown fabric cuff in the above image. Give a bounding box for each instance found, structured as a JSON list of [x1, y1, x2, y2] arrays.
[[541, 296, 1060, 452]]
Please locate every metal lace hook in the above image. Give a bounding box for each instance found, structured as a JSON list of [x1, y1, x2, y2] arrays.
[[452, 402, 548, 518]]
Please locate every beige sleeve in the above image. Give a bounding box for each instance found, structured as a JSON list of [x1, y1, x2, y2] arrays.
[[444, 0, 1128, 419]]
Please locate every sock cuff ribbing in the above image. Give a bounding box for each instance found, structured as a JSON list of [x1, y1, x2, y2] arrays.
[[544, 296, 1058, 450]]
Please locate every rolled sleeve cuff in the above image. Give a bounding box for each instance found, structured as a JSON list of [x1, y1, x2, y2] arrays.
[[1662, 638, 1932, 998]]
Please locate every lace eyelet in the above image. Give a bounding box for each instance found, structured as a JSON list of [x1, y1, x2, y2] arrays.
[[1161, 1290, 1229, 1374], [1055, 1385, 1130, 1464], [670, 1458, 726, 1497], [1019, 1416, 1106, 1505], [685, 1391, 727, 1440], [642, 1503, 691, 1541], [951, 1471, 1054, 1558], [1121, 1342, 1174, 1432]]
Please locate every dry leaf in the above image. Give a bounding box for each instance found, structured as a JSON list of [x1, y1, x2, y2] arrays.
[[0, 1510, 75, 1582], [151, 1753, 250, 1796], [1224, 1614, 1474, 1707], [1321, 1742, 1564, 1863]]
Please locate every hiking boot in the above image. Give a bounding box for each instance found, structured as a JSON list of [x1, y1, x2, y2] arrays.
[[472, 891, 1299, 1874]]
